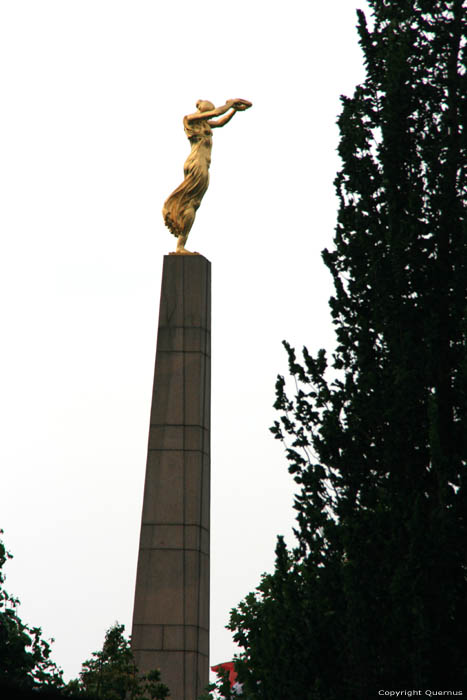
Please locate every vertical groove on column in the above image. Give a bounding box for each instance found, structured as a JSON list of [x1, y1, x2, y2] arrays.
[[197, 260, 210, 693], [181, 257, 187, 700]]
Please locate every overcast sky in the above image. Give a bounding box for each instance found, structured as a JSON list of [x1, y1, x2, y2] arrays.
[[0, 0, 370, 683]]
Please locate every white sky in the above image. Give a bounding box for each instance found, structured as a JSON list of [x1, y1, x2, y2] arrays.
[[0, 0, 369, 684]]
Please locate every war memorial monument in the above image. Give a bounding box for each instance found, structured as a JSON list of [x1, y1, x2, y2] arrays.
[[131, 98, 252, 700]]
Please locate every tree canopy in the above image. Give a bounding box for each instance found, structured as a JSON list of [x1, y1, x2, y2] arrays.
[[66, 623, 169, 700], [228, 0, 467, 696], [0, 532, 64, 693]]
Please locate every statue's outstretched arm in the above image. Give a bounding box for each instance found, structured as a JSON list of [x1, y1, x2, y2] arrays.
[[209, 99, 252, 128], [186, 100, 235, 123], [208, 109, 236, 128], [186, 99, 252, 125]]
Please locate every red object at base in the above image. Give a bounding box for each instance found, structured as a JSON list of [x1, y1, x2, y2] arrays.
[[211, 661, 237, 688]]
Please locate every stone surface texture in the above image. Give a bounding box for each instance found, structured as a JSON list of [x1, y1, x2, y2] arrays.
[[132, 255, 211, 700]]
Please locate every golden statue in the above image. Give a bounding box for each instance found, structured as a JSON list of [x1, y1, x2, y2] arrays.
[[163, 98, 252, 254]]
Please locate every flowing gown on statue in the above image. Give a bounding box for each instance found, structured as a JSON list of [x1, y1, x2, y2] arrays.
[[163, 117, 213, 238]]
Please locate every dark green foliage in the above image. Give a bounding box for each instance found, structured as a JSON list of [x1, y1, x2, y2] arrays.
[[229, 1, 467, 696], [0, 532, 64, 691], [66, 623, 169, 700]]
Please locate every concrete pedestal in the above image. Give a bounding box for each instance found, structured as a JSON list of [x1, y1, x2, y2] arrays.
[[131, 255, 211, 700]]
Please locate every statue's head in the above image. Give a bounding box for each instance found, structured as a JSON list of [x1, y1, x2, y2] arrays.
[[196, 100, 215, 113]]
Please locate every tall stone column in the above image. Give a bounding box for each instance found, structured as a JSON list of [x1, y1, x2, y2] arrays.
[[131, 255, 211, 700]]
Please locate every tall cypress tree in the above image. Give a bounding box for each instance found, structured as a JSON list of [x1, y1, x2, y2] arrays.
[[229, 1, 467, 696]]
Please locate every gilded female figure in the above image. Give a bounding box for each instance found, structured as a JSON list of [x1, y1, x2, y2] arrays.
[[163, 98, 252, 254]]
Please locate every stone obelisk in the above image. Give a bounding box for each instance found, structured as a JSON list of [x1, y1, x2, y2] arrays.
[[131, 254, 211, 700]]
